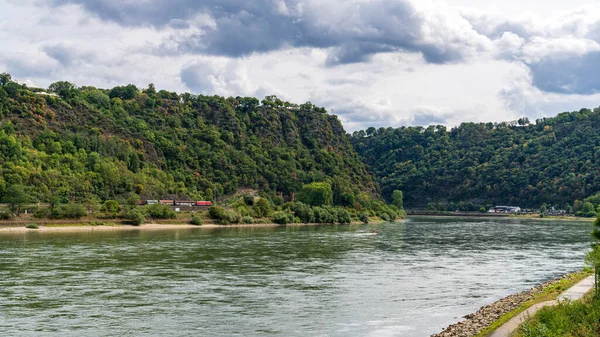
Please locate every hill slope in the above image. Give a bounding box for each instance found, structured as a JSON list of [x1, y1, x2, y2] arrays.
[[0, 74, 377, 204], [352, 110, 600, 209]]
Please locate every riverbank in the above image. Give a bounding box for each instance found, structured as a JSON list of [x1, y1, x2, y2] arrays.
[[0, 220, 379, 233], [431, 269, 592, 337]]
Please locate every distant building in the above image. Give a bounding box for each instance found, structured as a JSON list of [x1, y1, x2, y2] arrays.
[[491, 206, 521, 213]]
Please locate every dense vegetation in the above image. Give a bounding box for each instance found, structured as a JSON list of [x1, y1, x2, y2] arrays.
[[0, 73, 377, 209], [352, 110, 600, 209]]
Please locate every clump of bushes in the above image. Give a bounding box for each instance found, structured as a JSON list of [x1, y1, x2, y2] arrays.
[[272, 211, 294, 225], [126, 208, 145, 226], [208, 206, 241, 225], [0, 211, 13, 220], [51, 203, 86, 219], [25, 223, 38, 229], [380, 213, 391, 222], [242, 216, 254, 224], [359, 212, 370, 224], [146, 203, 176, 219], [190, 215, 203, 226]]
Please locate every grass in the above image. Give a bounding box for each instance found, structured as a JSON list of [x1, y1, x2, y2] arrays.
[[516, 291, 600, 337], [474, 269, 592, 337], [25, 223, 38, 229]]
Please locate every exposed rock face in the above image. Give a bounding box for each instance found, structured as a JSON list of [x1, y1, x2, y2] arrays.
[[430, 273, 575, 337]]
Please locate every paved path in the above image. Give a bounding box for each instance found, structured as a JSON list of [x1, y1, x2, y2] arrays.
[[488, 275, 594, 337]]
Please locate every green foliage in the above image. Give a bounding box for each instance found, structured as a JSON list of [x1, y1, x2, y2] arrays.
[[272, 211, 294, 225], [207, 206, 240, 225], [254, 198, 272, 218], [25, 223, 38, 229], [52, 203, 86, 219], [101, 200, 121, 213], [242, 216, 254, 224], [519, 296, 600, 336], [0, 76, 378, 209], [190, 215, 203, 226], [298, 182, 333, 206], [392, 190, 404, 210], [359, 212, 370, 224], [2, 184, 34, 216], [352, 110, 600, 207], [126, 207, 145, 226], [146, 203, 176, 219], [380, 213, 391, 222]]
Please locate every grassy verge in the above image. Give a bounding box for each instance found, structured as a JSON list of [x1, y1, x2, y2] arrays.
[[515, 291, 599, 337], [42, 222, 121, 227], [474, 269, 592, 337]]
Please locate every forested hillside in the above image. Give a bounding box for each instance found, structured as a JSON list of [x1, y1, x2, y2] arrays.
[[352, 110, 600, 209], [0, 73, 377, 205]]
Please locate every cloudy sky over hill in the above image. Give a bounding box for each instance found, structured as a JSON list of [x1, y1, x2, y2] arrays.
[[2, 0, 600, 130]]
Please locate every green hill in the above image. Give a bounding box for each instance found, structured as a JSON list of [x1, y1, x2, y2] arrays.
[[352, 110, 600, 209], [0, 73, 377, 205]]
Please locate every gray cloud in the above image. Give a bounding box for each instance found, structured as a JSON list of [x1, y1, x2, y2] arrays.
[[51, 0, 488, 65], [42, 44, 75, 67], [528, 52, 600, 94]]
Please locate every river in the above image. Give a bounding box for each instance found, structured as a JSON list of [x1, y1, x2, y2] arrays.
[[0, 217, 592, 336]]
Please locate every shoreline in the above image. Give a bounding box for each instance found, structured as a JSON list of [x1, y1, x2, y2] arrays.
[[0, 221, 377, 233], [431, 269, 591, 337]]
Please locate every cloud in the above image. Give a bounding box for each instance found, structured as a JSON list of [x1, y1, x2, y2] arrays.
[[51, 0, 492, 65], [528, 51, 600, 94]]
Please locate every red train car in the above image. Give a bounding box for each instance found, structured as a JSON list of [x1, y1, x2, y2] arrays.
[[195, 201, 213, 206]]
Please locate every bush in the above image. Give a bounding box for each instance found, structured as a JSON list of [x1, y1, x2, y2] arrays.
[[272, 211, 294, 225], [101, 200, 121, 213], [126, 208, 145, 226], [359, 212, 370, 224], [33, 208, 51, 219], [291, 202, 315, 223], [336, 208, 351, 224], [208, 206, 240, 225], [52, 203, 86, 219], [0, 211, 13, 220], [254, 198, 272, 218], [91, 221, 104, 226], [242, 216, 254, 224], [190, 215, 203, 226], [146, 203, 176, 219], [25, 223, 38, 229], [380, 213, 391, 222]]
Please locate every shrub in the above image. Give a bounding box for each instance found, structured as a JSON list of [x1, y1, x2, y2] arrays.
[[208, 206, 240, 225], [272, 211, 294, 225], [190, 215, 203, 226], [380, 213, 391, 222], [359, 212, 370, 224], [126, 208, 145, 226], [291, 202, 315, 223], [91, 221, 104, 226], [0, 211, 13, 220], [336, 208, 351, 224], [25, 223, 38, 229], [101, 200, 121, 213], [254, 198, 272, 218], [146, 203, 176, 219], [52, 203, 86, 219], [242, 216, 254, 224], [33, 208, 51, 219]]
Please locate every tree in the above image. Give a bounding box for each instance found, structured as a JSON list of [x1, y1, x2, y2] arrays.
[[298, 182, 333, 207], [392, 190, 404, 210], [2, 185, 34, 216], [254, 198, 272, 218], [48, 81, 77, 99]]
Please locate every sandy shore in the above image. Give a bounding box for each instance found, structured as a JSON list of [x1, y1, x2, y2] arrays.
[[0, 221, 376, 233]]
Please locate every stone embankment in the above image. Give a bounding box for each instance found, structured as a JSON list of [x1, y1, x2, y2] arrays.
[[431, 273, 574, 337]]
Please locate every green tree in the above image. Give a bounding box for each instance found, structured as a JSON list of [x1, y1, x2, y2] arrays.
[[2, 184, 34, 216], [101, 200, 121, 213], [298, 182, 333, 207], [392, 190, 404, 210], [254, 198, 272, 218]]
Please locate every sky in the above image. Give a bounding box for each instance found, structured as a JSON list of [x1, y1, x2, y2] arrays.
[[2, 0, 600, 131]]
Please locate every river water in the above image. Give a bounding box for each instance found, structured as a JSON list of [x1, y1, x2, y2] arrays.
[[0, 217, 592, 336]]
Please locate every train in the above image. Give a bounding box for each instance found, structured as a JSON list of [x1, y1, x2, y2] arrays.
[[145, 200, 213, 207]]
